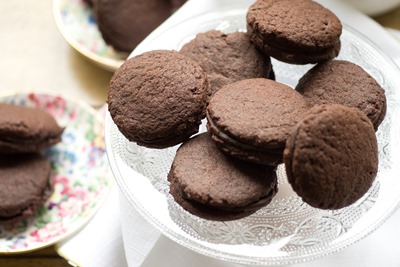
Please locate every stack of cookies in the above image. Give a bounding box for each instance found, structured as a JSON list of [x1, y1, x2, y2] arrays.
[[0, 103, 64, 225], [108, 0, 386, 221]]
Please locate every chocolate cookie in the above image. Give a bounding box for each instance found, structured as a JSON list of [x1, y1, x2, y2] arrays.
[[0, 153, 53, 225], [108, 50, 210, 148], [0, 103, 64, 153], [168, 133, 278, 221], [206, 78, 309, 165], [95, 0, 172, 52], [284, 104, 378, 210], [246, 0, 342, 64], [295, 60, 387, 130], [180, 30, 273, 94]]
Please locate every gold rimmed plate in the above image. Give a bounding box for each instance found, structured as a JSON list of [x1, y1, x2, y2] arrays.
[[53, 0, 127, 71]]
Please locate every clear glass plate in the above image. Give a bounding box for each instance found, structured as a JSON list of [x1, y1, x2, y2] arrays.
[[105, 9, 400, 265]]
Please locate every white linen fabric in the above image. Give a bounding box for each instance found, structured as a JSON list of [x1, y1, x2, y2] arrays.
[[57, 186, 128, 267]]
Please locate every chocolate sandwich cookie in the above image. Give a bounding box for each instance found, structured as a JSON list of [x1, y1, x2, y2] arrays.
[[180, 30, 273, 94], [246, 0, 342, 64], [95, 0, 172, 52], [0, 103, 64, 153], [0, 153, 53, 225], [206, 78, 310, 165], [295, 60, 387, 130], [168, 133, 278, 221], [108, 50, 210, 148], [284, 104, 378, 210]]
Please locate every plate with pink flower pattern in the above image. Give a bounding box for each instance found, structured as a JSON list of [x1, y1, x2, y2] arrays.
[[53, 0, 128, 71], [0, 91, 113, 254]]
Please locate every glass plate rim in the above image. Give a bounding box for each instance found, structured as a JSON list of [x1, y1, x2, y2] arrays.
[[106, 8, 400, 265]]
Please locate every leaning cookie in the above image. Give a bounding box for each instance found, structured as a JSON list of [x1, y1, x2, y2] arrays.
[[283, 104, 378, 210], [0, 153, 53, 225], [0, 103, 64, 153], [180, 30, 273, 95], [108, 50, 210, 148], [246, 0, 342, 64], [206, 78, 310, 165], [295, 60, 387, 130], [168, 133, 278, 221]]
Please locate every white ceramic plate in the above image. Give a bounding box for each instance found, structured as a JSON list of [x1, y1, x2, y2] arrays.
[[0, 91, 113, 254], [53, 0, 127, 72], [105, 9, 400, 266]]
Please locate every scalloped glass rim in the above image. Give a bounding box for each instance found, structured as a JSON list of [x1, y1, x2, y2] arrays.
[[106, 9, 400, 265], [53, 0, 127, 72], [0, 91, 113, 254]]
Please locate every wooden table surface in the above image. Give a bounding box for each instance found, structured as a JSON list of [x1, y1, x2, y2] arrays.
[[1, 4, 400, 267]]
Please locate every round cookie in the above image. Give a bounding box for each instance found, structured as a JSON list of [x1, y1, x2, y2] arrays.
[[0, 153, 53, 225], [283, 104, 378, 210], [206, 78, 310, 165], [95, 0, 172, 52], [295, 60, 387, 130], [0, 103, 64, 153], [246, 0, 342, 64], [180, 30, 273, 95], [108, 50, 210, 149], [168, 133, 278, 221]]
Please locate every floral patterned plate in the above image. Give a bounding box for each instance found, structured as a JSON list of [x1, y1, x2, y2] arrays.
[[0, 91, 113, 254], [53, 0, 128, 71]]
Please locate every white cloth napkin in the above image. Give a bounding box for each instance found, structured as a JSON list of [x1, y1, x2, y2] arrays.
[[57, 185, 128, 267], [58, 0, 400, 266]]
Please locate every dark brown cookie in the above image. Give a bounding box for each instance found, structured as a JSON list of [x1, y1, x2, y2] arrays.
[[95, 0, 172, 52], [0, 103, 64, 154], [295, 60, 387, 130], [0, 153, 53, 225], [284, 104, 378, 210], [246, 0, 342, 64], [180, 30, 273, 94], [168, 133, 278, 221], [206, 78, 310, 165], [108, 50, 210, 148]]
